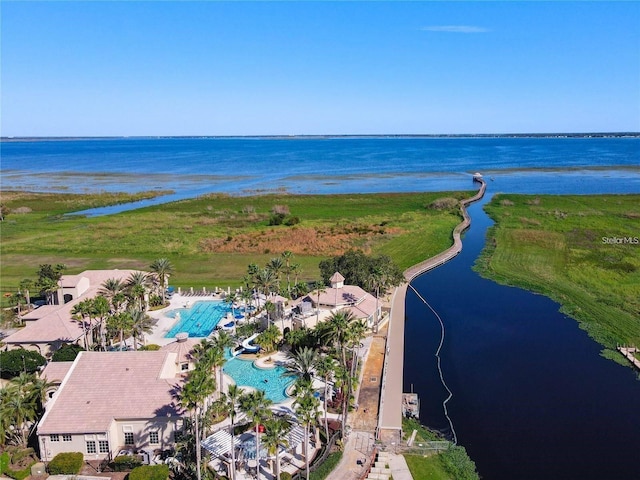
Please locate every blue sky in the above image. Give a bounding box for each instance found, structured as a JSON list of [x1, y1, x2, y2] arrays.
[[2, 1, 639, 136]]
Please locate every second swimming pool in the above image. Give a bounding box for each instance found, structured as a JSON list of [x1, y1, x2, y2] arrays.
[[223, 356, 294, 404]]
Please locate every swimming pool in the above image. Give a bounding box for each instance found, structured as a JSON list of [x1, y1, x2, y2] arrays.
[[223, 356, 294, 404], [164, 301, 231, 338]]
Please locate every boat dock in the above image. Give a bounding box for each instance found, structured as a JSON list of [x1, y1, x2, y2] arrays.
[[618, 346, 640, 370]]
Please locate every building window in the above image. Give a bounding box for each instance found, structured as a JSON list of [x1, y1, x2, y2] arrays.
[[149, 431, 159, 444], [99, 440, 109, 453], [181, 363, 189, 371], [124, 432, 134, 445], [86, 441, 96, 454], [63, 434, 72, 442], [50, 434, 59, 442]]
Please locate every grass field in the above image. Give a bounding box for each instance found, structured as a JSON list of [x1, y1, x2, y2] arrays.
[[475, 193, 640, 363], [0, 189, 474, 293]]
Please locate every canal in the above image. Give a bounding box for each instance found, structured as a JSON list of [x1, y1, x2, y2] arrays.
[[404, 195, 640, 479]]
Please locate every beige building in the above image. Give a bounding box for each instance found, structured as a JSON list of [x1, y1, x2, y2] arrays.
[[37, 350, 186, 462], [3, 269, 143, 357], [293, 272, 381, 330]]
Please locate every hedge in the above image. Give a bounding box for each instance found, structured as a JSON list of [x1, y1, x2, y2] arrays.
[[51, 343, 84, 362], [48, 452, 83, 475], [129, 464, 170, 480], [113, 454, 142, 471]]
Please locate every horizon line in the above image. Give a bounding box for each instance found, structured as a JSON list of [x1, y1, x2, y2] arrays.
[[2, 132, 639, 140]]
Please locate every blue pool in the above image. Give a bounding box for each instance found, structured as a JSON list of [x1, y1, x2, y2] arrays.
[[223, 356, 294, 404], [165, 301, 231, 338]]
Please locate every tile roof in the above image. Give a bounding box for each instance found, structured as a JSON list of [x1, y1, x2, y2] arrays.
[[41, 361, 74, 383], [38, 351, 185, 434], [4, 270, 141, 345]]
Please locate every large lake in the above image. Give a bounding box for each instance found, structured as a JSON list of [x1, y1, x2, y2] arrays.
[[3, 137, 640, 477]]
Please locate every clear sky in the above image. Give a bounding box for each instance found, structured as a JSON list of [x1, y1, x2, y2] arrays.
[[2, 1, 639, 136]]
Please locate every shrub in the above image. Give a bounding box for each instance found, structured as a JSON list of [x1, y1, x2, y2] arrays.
[[113, 454, 142, 471], [140, 344, 161, 351], [48, 452, 83, 475], [10, 448, 34, 465], [129, 464, 170, 480], [52, 343, 84, 362], [280, 472, 292, 480], [309, 451, 342, 480], [0, 348, 46, 378], [268, 213, 286, 226], [428, 197, 459, 210], [284, 216, 300, 226]]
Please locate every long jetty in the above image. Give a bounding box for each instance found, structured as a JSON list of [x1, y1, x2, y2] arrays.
[[617, 346, 640, 370], [377, 179, 486, 444]]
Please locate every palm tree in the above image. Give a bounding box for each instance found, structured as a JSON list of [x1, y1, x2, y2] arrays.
[[214, 331, 235, 394], [294, 390, 320, 480], [314, 280, 326, 326], [19, 279, 33, 310], [281, 251, 293, 297], [239, 390, 273, 480], [315, 355, 335, 441], [1, 385, 37, 447], [99, 278, 126, 307], [149, 258, 173, 304], [262, 416, 292, 480], [256, 324, 281, 353], [285, 346, 318, 383], [367, 266, 384, 333], [10, 292, 25, 318], [178, 369, 216, 480], [91, 296, 111, 350], [126, 271, 151, 311], [224, 384, 243, 480], [255, 268, 276, 305], [264, 300, 276, 327], [323, 309, 356, 368], [108, 310, 134, 348], [130, 308, 154, 350], [266, 257, 284, 293], [71, 299, 93, 349], [224, 291, 238, 317]]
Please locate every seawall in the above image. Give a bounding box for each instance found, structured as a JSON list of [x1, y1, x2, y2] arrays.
[[377, 179, 486, 444]]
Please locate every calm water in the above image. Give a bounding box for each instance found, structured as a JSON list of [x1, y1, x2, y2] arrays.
[[2, 137, 639, 202], [3, 137, 640, 476], [404, 197, 640, 480]]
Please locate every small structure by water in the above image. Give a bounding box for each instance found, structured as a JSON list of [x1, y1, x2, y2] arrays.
[[617, 346, 640, 370], [473, 172, 483, 182], [402, 393, 420, 419]]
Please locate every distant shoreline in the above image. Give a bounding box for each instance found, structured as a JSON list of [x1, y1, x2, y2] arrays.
[[2, 132, 639, 142]]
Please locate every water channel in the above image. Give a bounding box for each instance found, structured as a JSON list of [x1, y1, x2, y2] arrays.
[[404, 195, 640, 480]]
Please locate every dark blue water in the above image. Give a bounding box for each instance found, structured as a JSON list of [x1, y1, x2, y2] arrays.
[[404, 196, 640, 480]]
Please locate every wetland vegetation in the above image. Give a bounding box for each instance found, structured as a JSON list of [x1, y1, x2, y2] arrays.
[[0, 189, 472, 294], [475, 193, 640, 362]]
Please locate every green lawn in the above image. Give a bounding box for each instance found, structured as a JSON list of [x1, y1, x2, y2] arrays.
[[475, 193, 640, 363], [404, 454, 451, 480], [0, 189, 473, 293]]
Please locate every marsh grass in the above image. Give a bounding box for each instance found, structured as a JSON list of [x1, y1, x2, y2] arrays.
[[0, 190, 472, 292], [475, 194, 640, 360]]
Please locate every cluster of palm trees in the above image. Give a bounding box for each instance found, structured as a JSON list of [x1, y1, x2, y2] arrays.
[[70, 259, 173, 351], [0, 373, 53, 448], [285, 308, 367, 439], [243, 251, 308, 304]]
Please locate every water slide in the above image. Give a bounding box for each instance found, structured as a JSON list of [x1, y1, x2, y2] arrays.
[[233, 333, 261, 356]]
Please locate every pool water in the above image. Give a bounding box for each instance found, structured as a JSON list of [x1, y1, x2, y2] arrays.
[[223, 356, 294, 404], [165, 301, 231, 338]]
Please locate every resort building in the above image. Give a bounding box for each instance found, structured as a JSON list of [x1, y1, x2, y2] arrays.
[[293, 272, 380, 330], [37, 350, 186, 462], [2, 269, 144, 357]]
